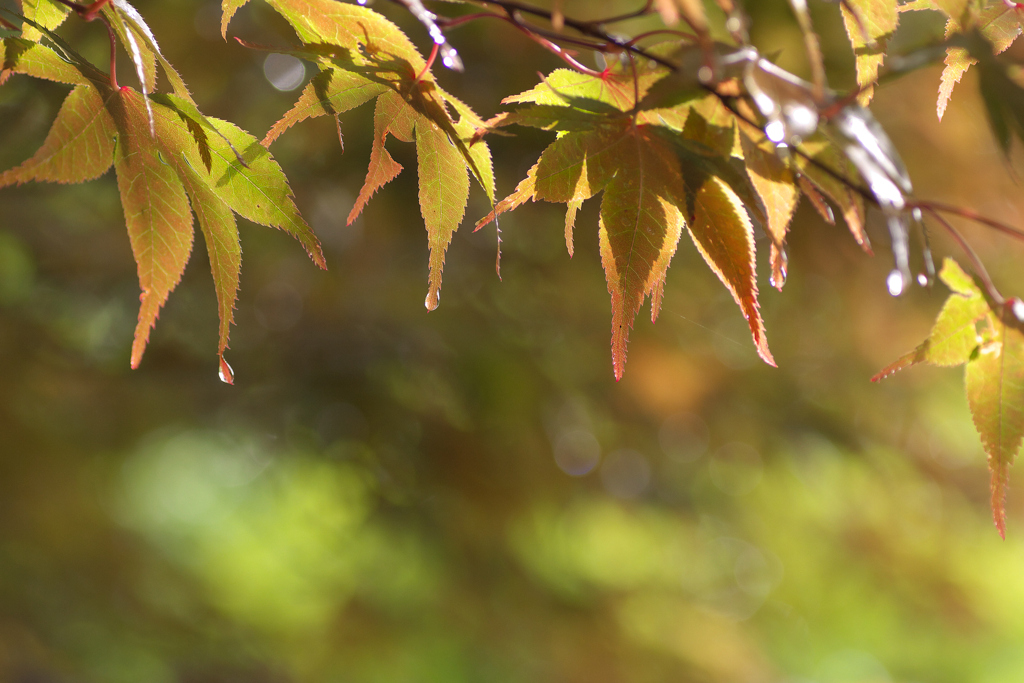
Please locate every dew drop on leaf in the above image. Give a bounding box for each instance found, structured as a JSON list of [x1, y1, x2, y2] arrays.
[[917, 272, 931, 287], [887, 269, 905, 297], [218, 357, 235, 385]]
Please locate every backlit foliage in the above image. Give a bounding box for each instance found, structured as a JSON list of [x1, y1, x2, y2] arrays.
[[2, 0, 1024, 532]]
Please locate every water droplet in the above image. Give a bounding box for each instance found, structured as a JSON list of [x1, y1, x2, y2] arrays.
[[886, 269, 905, 297], [441, 45, 463, 71], [218, 357, 234, 385], [1013, 298, 1024, 322], [769, 247, 788, 289], [916, 272, 931, 287], [765, 119, 786, 143], [698, 66, 714, 83]]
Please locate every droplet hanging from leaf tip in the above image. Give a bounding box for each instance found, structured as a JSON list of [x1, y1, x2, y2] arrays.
[[886, 269, 905, 297], [218, 357, 234, 385], [1012, 298, 1024, 322]]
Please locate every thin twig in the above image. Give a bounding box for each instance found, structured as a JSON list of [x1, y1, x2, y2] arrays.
[[48, 0, 120, 89], [920, 206, 1005, 305], [910, 200, 1024, 244]]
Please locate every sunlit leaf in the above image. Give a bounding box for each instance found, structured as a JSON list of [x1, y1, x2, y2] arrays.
[[966, 316, 1024, 538], [418, 115, 469, 310], [840, 0, 899, 105], [263, 68, 386, 147], [874, 258, 1024, 536], [17, 0, 70, 42], [1, 19, 323, 374], [597, 123, 686, 379], [252, 0, 493, 309], [687, 176, 774, 368], [937, 6, 1022, 120], [110, 90, 196, 369], [221, 0, 251, 38], [0, 84, 116, 185], [739, 133, 798, 250]]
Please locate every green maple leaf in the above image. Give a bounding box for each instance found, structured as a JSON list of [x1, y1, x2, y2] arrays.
[[1, 24, 323, 380], [874, 258, 1024, 537], [237, 0, 495, 310], [476, 69, 776, 379], [16, 0, 70, 43]]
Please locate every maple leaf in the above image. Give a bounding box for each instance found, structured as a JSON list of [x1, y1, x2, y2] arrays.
[[898, 3, 1024, 120], [242, 0, 494, 310], [16, 0, 70, 42], [0, 26, 323, 380], [739, 131, 798, 291], [840, 0, 899, 105], [475, 69, 775, 379], [794, 139, 870, 254], [873, 259, 1024, 537]]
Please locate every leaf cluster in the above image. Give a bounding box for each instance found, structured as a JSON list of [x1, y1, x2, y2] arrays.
[[3, 0, 1024, 535]]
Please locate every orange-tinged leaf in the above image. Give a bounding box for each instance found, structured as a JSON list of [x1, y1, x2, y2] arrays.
[[739, 132, 798, 248], [966, 318, 1024, 538], [870, 347, 927, 382], [599, 125, 686, 380], [796, 175, 835, 225], [221, 0, 251, 38], [939, 46, 974, 120], [534, 125, 622, 203], [264, 68, 386, 147], [0, 84, 116, 186], [796, 141, 870, 251], [840, 0, 899, 105], [418, 117, 469, 310], [348, 89, 416, 225], [687, 176, 775, 367], [939, 7, 1023, 119], [111, 90, 195, 369], [4, 18, 322, 375]]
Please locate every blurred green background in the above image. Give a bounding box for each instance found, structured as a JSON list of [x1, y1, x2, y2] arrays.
[[2, 1, 1024, 681]]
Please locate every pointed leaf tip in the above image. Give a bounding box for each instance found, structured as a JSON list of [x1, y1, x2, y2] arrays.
[[966, 317, 1024, 539], [688, 177, 775, 367], [221, 0, 251, 39]]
